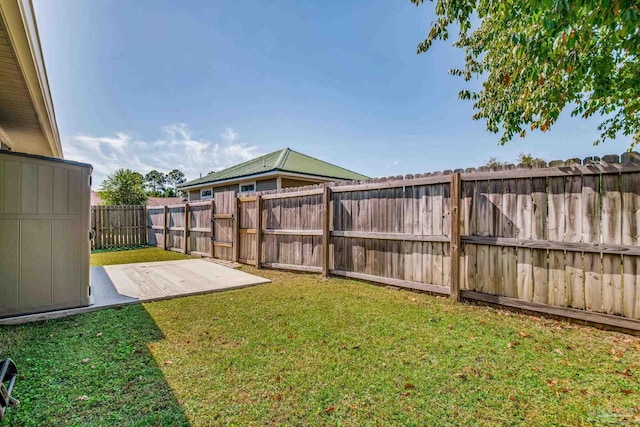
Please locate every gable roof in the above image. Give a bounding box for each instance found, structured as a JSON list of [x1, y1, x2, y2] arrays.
[[179, 148, 368, 188]]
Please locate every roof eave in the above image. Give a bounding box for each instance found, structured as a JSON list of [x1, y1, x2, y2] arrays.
[[178, 168, 367, 191], [0, 0, 63, 158], [179, 169, 280, 190]]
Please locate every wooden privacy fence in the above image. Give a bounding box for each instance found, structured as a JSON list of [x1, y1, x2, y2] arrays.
[[91, 205, 147, 250], [457, 154, 640, 330], [149, 152, 640, 332], [146, 191, 235, 260]]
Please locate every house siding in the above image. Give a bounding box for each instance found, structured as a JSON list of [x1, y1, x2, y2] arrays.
[[281, 177, 323, 189], [214, 184, 238, 193], [187, 176, 317, 200], [256, 178, 277, 192]]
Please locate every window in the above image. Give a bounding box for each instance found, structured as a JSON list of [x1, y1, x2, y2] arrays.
[[239, 182, 256, 193], [200, 189, 213, 199]]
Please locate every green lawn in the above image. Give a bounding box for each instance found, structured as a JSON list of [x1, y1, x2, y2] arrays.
[[1, 248, 639, 426], [91, 246, 195, 266]]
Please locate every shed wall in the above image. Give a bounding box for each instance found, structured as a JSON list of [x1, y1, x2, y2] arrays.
[[0, 152, 92, 317]]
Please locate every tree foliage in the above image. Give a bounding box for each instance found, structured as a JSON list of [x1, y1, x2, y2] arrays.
[[165, 169, 186, 197], [144, 170, 166, 196], [99, 169, 148, 206], [411, 0, 640, 147], [516, 152, 545, 165], [144, 169, 186, 197], [485, 152, 545, 168]]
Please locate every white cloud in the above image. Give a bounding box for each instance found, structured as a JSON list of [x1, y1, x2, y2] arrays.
[[385, 160, 401, 168], [220, 127, 238, 144], [63, 124, 262, 187]]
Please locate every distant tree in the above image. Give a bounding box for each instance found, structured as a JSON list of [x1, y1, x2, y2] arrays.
[[485, 157, 508, 169], [145, 170, 166, 196], [516, 152, 545, 166], [99, 169, 148, 206], [485, 153, 545, 168], [411, 0, 640, 147], [165, 169, 186, 197]]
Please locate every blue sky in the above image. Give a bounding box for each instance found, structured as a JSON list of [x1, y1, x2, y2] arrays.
[[34, 0, 631, 186]]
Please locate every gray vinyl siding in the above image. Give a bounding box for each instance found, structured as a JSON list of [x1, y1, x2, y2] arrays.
[[213, 184, 238, 193], [256, 178, 277, 192], [188, 176, 302, 198], [281, 177, 322, 189]]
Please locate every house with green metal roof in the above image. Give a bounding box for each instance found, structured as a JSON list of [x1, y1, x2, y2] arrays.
[[179, 148, 369, 201]]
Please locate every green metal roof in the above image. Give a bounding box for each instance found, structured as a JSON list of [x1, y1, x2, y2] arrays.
[[180, 148, 369, 188]]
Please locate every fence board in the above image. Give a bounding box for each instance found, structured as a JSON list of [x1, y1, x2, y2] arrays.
[[565, 173, 585, 309], [461, 178, 477, 291], [582, 173, 601, 312], [432, 181, 444, 287], [622, 171, 640, 319], [516, 176, 533, 301], [502, 175, 517, 297], [532, 176, 549, 305], [476, 179, 490, 294], [403, 183, 414, 282], [416, 185, 427, 284], [488, 179, 502, 295], [548, 168, 566, 307]]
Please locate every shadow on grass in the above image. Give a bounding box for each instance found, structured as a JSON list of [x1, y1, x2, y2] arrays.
[[0, 304, 190, 427]]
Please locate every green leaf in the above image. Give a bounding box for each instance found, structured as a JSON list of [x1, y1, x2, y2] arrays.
[[414, 0, 640, 146]]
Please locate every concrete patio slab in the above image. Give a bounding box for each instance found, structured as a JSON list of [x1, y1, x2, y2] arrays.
[[95, 259, 271, 304], [0, 259, 270, 325]]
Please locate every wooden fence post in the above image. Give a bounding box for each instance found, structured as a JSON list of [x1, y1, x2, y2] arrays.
[[233, 196, 240, 262], [142, 206, 148, 246], [255, 194, 262, 268], [93, 206, 100, 250], [322, 185, 331, 277], [163, 205, 168, 250], [210, 199, 215, 258], [450, 172, 462, 301], [184, 203, 190, 254]]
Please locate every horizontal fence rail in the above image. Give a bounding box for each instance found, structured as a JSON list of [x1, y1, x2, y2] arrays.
[[147, 151, 640, 332]]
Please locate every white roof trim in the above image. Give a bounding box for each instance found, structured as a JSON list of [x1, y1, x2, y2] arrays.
[[0, 125, 15, 149]]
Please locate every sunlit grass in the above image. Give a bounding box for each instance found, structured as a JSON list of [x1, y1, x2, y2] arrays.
[[148, 266, 640, 425], [91, 246, 195, 266], [1, 249, 638, 425]]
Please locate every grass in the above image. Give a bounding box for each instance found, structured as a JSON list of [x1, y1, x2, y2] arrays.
[[1, 247, 639, 425], [90, 246, 195, 266]]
